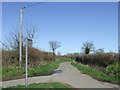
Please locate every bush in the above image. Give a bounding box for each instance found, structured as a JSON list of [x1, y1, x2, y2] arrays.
[[27, 48, 53, 67], [75, 53, 119, 67], [105, 61, 120, 77], [2, 50, 19, 66], [2, 47, 65, 68]]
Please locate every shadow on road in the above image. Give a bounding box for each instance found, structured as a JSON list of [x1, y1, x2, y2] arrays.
[[51, 70, 62, 74]]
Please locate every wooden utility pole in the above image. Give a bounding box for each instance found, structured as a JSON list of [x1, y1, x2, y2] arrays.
[[19, 6, 23, 68]]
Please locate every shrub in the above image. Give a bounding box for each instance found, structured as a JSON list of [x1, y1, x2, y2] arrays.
[[2, 50, 19, 66], [105, 61, 120, 77], [75, 53, 119, 67], [2, 47, 65, 68]]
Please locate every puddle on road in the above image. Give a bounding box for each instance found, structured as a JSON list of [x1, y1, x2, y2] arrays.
[[52, 70, 62, 74]]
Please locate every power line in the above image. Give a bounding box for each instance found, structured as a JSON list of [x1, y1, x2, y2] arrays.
[[24, 2, 44, 9], [19, 2, 45, 86]]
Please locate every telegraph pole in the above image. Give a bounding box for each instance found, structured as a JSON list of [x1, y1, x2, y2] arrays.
[[19, 6, 23, 68], [19, 3, 42, 86]]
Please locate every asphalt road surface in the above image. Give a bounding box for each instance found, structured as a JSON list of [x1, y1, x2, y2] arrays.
[[2, 62, 118, 88]]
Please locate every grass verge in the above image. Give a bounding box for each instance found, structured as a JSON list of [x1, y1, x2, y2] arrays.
[[2, 59, 74, 81], [71, 62, 119, 84], [6, 82, 73, 89]]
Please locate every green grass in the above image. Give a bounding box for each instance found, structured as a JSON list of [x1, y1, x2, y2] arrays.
[[2, 59, 74, 81], [2, 67, 25, 80], [71, 62, 119, 84], [7, 82, 73, 89], [27, 59, 74, 77]]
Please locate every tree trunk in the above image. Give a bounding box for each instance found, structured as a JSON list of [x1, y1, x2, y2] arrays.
[[53, 51, 56, 61]]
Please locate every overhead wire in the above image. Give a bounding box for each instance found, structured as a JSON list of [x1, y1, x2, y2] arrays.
[[24, 2, 44, 9]]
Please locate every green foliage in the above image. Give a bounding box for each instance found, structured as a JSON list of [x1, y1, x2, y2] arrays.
[[73, 53, 120, 83], [2, 67, 25, 80], [105, 61, 120, 78], [85, 47, 90, 54], [71, 62, 119, 83], [8, 82, 72, 88]]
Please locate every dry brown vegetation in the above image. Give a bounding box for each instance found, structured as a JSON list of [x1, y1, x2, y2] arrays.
[[2, 47, 65, 68], [75, 53, 119, 67]]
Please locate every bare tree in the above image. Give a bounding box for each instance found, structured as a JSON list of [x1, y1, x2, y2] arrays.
[[5, 25, 38, 51], [81, 41, 95, 54], [94, 48, 104, 53], [3, 25, 38, 67], [0, 41, 10, 50], [24, 24, 38, 40], [49, 41, 61, 61]]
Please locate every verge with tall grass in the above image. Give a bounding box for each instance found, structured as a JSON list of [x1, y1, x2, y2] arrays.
[[71, 62, 119, 84], [71, 53, 120, 84], [2, 59, 73, 81]]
